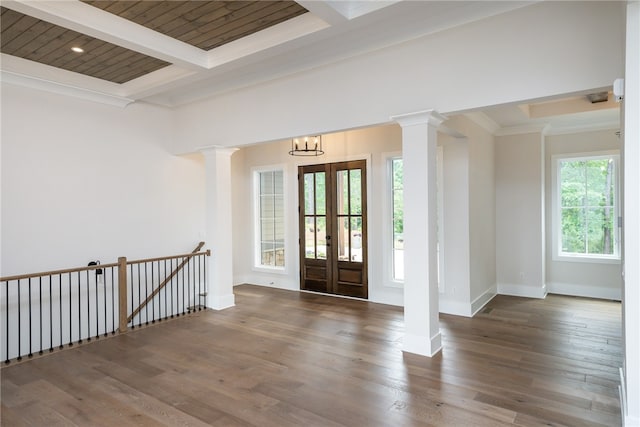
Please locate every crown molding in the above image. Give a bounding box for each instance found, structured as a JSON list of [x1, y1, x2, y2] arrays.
[[1, 71, 134, 108], [494, 123, 549, 136], [545, 119, 620, 136], [463, 111, 501, 135]]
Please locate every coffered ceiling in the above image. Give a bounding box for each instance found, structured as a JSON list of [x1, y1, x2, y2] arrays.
[[0, 1, 537, 107]]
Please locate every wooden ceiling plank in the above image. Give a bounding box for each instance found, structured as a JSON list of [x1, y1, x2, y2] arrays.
[[20, 25, 68, 61], [10, 21, 64, 60], [175, 1, 283, 49], [22, 29, 85, 64], [188, 2, 305, 50], [98, 55, 166, 83], [149, 1, 232, 38], [120, 1, 192, 27], [93, 1, 140, 16], [1, 13, 40, 50], [93, 55, 167, 84], [78, 47, 139, 76], [0, 8, 26, 41], [71, 45, 123, 75], [52, 37, 113, 71], [82, 46, 167, 82], [200, 4, 307, 51], [2, 18, 55, 55], [167, 1, 272, 44], [107, 1, 157, 21], [45, 34, 96, 69]]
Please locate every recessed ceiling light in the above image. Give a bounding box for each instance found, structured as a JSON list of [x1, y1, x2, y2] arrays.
[[71, 46, 84, 53]]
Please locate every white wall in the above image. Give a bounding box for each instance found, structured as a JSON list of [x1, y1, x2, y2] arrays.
[[438, 134, 471, 315], [231, 124, 404, 306], [173, 1, 624, 152], [1, 83, 206, 276], [545, 129, 622, 300], [495, 131, 546, 298], [438, 115, 496, 316], [454, 116, 497, 310], [622, 2, 640, 424]]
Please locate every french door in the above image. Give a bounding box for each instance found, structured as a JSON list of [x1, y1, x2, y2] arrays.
[[298, 160, 368, 299]]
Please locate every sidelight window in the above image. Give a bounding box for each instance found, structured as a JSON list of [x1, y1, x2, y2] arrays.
[[255, 169, 285, 269]]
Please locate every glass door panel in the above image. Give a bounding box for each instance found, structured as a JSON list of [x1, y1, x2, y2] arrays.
[[299, 160, 367, 298]]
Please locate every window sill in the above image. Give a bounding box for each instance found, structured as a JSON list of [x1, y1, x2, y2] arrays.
[[252, 266, 287, 275], [385, 280, 404, 289], [553, 254, 621, 265]]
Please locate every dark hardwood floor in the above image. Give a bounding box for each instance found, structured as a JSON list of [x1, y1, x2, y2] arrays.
[[1, 285, 622, 426]]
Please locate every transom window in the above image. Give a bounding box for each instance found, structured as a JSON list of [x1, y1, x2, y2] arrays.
[[553, 153, 620, 261]]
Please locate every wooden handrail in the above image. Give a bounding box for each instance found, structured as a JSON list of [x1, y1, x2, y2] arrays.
[[125, 249, 209, 266], [0, 262, 119, 282], [0, 247, 209, 283], [127, 242, 207, 323]]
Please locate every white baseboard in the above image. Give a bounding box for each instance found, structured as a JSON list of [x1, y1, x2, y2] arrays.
[[547, 282, 621, 301], [497, 283, 547, 299], [234, 274, 298, 291], [439, 286, 497, 317], [207, 293, 235, 310], [620, 368, 627, 425], [471, 285, 497, 316], [625, 415, 640, 427], [403, 331, 442, 357], [439, 299, 472, 317]]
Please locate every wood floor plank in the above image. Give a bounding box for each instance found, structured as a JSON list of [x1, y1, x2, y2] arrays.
[[1, 286, 622, 426]]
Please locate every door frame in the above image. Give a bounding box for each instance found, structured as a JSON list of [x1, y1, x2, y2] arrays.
[[296, 155, 370, 299]]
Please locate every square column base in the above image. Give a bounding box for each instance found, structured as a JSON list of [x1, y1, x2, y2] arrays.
[[403, 332, 442, 357]]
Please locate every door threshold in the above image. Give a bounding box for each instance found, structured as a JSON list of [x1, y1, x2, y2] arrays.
[[299, 289, 368, 302]]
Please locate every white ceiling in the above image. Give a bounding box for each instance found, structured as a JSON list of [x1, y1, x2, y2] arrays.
[[1, 0, 619, 134], [1, 0, 535, 108], [470, 93, 621, 135]]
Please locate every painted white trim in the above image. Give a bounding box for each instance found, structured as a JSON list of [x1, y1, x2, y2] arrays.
[[471, 285, 498, 316], [551, 151, 621, 262], [547, 282, 621, 301], [497, 283, 547, 299], [403, 332, 442, 357], [436, 145, 445, 294], [494, 123, 548, 136], [546, 121, 620, 136], [439, 299, 472, 317], [438, 286, 497, 317], [1, 70, 134, 108], [5, 0, 207, 69], [382, 152, 404, 287], [251, 165, 288, 273], [464, 111, 500, 135], [207, 294, 235, 310]]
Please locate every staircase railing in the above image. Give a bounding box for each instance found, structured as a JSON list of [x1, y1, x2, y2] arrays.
[[0, 243, 210, 364]]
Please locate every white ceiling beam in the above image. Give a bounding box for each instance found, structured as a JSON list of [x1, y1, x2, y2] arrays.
[[296, 1, 348, 25], [3, 0, 208, 70], [206, 13, 330, 69]]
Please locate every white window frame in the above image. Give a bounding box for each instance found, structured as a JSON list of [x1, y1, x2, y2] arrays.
[[436, 145, 445, 293], [383, 149, 445, 288], [382, 153, 403, 288], [551, 151, 620, 263], [252, 166, 288, 273]]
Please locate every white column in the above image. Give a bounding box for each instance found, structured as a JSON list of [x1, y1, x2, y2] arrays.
[[623, 2, 640, 425], [392, 109, 445, 357], [201, 146, 238, 310]]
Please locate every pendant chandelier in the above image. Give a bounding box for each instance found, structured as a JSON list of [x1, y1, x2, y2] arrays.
[[289, 135, 324, 156]]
